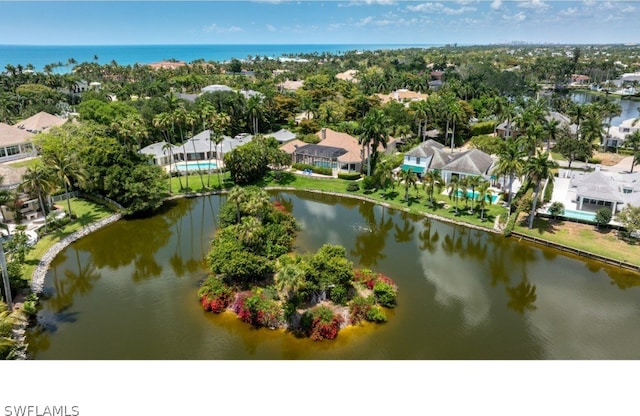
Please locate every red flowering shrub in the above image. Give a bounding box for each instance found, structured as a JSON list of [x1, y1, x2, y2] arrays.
[[300, 306, 344, 341], [198, 276, 235, 314], [349, 296, 374, 324], [231, 290, 283, 328], [273, 201, 288, 213]]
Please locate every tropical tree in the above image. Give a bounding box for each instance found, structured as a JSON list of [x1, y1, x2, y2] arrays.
[[47, 152, 85, 218], [397, 169, 418, 202], [465, 175, 482, 210], [374, 158, 395, 197], [580, 111, 605, 147], [359, 108, 389, 176], [543, 117, 560, 152], [275, 262, 305, 301], [524, 151, 556, 229], [476, 180, 493, 221], [422, 169, 443, 208], [624, 130, 640, 173], [226, 186, 247, 224], [447, 175, 461, 214], [18, 161, 55, 233], [495, 139, 526, 210]]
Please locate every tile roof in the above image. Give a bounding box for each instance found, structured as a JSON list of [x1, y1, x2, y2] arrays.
[[0, 123, 34, 146], [16, 112, 66, 133]]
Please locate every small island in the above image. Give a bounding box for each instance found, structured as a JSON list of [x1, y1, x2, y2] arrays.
[[198, 186, 398, 340]]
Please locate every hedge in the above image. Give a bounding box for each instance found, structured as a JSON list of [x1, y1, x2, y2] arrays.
[[292, 163, 332, 176], [338, 172, 361, 180]]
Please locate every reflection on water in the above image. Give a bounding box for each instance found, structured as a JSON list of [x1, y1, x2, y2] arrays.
[[27, 191, 640, 359]]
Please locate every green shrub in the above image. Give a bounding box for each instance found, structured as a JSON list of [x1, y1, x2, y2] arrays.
[[373, 280, 397, 308], [300, 306, 343, 341], [362, 176, 377, 191], [595, 208, 612, 227], [346, 182, 360, 192], [366, 305, 388, 323], [587, 157, 602, 164], [329, 284, 348, 305], [338, 172, 361, 180], [312, 166, 332, 176], [543, 179, 554, 203], [292, 162, 313, 172], [470, 121, 497, 136]]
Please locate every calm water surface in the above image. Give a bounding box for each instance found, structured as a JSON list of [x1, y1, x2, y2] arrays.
[[27, 191, 640, 359]]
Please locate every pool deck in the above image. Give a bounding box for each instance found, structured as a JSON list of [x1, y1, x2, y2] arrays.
[[164, 159, 224, 173]]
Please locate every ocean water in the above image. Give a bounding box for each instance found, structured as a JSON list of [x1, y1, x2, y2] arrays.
[[0, 44, 434, 72]]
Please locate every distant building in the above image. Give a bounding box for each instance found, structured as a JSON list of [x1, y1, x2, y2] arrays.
[[336, 69, 359, 83], [147, 61, 187, 70], [376, 89, 428, 105]]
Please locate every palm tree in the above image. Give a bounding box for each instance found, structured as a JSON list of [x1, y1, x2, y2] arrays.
[[275, 263, 305, 301], [154, 112, 184, 190], [18, 161, 55, 233], [524, 151, 556, 229], [374, 158, 395, 198], [47, 152, 85, 219], [246, 95, 263, 135], [543, 117, 560, 152], [210, 112, 230, 189], [465, 175, 482, 210], [580, 111, 605, 148], [245, 189, 270, 221], [226, 186, 247, 224], [495, 139, 526, 211], [423, 169, 443, 208], [476, 180, 493, 221], [447, 175, 461, 215], [398, 169, 418, 202], [359, 109, 389, 176], [624, 130, 640, 173]]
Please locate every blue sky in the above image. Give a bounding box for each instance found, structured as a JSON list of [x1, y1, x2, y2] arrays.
[[0, 1, 638, 45]]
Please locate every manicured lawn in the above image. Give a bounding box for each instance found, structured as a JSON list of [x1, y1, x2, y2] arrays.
[[7, 158, 40, 169], [167, 171, 232, 193], [514, 215, 640, 267], [259, 172, 508, 230], [23, 198, 114, 281]]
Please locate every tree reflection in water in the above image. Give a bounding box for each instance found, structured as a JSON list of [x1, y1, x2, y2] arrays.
[[351, 203, 392, 267]]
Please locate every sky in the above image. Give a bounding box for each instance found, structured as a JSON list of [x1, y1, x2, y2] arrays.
[[0, 0, 638, 45]]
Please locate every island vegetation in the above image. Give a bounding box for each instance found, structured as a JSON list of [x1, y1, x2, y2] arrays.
[[2, 43, 640, 356], [198, 186, 398, 340]]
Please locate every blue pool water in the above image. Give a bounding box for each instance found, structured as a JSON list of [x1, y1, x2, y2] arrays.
[[560, 209, 596, 222], [175, 161, 217, 172], [455, 189, 499, 203]]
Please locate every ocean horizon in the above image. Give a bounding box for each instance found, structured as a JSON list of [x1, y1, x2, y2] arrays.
[[0, 43, 439, 72]]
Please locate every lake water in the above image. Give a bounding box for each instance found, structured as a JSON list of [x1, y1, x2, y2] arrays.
[[570, 91, 639, 125], [26, 191, 640, 359]]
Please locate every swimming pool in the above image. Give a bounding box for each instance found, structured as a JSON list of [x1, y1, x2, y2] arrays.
[[559, 209, 596, 222], [175, 161, 218, 172], [455, 189, 500, 203]]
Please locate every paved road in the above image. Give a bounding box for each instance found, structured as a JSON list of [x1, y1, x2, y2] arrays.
[[552, 155, 634, 173]]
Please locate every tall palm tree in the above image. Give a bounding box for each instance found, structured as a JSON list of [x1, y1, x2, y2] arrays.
[[47, 152, 85, 219], [423, 169, 443, 208], [359, 108, 389, 176], [246, 95, 263, 135], [495, 139, 526, 210], [465, 175, 482, 210], [447, 175, 461, 215], [154, 112, 184, 190], [543, 117, 560, 152], [18, 161, 55, 233], [524, 151, 556, 229], [398, 169, 418, 202], [625, 130, 640, 173], [226, 186, 247, 224], [476, 180, 493, 221], [275, 263, 305, 301], [580, 111, 605, 148], [374, 158, 395, 198], [210, 112, 230, 189]]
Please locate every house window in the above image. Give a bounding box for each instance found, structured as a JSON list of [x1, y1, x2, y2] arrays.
[[5, 145, 20, 156], [416, 157, 421, 164], [623, 187, 632, 194]]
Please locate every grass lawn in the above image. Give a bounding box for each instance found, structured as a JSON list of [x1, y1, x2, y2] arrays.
[[167, 171, 232, 194], [6, 158, 40, 169], [514, 214, 640, 267], [22, 198, 114, 282], [258, 172, 508, 230]]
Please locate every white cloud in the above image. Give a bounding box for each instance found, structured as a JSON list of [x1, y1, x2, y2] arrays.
[[202, 24, 243, 33], [266, 24, 276, 32], [407, 2, 475, 15], [491, 0, 502, 10], [356, 16, 375, 26], [503, 11, 526, 22], [558, 7, 578, 17], [621, 5, 636, 13], [583, 0, 596, 6], [518, 0, 549, 10]]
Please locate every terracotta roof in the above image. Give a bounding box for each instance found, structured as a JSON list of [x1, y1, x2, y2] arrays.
[[16, 112, 66, 133], [280, 139, 306, 155], [147, 61, 187, 70], [278, 79, 304, 91], [0, 123, 34, 146], [376, 89, 428, 104], [336, 69, 359, 82]]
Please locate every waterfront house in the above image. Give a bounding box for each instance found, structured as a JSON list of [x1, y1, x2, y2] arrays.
[[562, 169, 640, 214], [402, 140, 495, 183], [605, 118, 639, 150], [0, 123, 36, 163], [15, 111, 67, 133], [139, 141, 180, 166]]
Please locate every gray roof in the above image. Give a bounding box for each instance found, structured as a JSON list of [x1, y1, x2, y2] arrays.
[[572, 171, 624, 203], [201, 84, 233, 93], [140, 141, 180, 158], [405, 139, 444, 158], [268, 128, 297, 143], [174, 92, 199, 102], [430, 148, 453, 170], [441, 148, 494, 176]]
